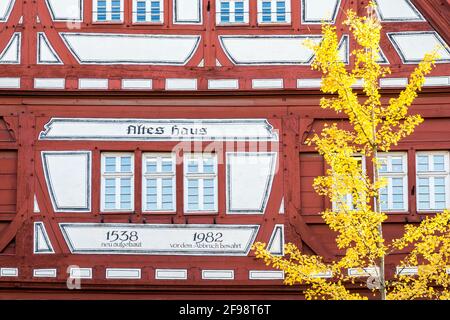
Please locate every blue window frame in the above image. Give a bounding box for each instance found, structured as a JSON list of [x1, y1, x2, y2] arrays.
[[97, 0, 107, 21], [111, 0, 121, 21], [276, 1, 286, 22], [235, 1, 244, 22], [221, 1, 230, 23], [136, 1, 146, 22], [150, 1, 161, 22], [262, 1, 271, 22]]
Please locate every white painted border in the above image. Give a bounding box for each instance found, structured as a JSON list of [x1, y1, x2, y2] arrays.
[[0, 268, 18, 277], [33, 269, 57, 278], [249, 270, 284, 280], [106, 268, 141, 279], [155, 269, 187, 280], [396, 266, 418, 276], [165, 78, 198, 90], [69, 267, 92, 279], [34, 78, 65, 89], [0, 77, 20, 88], [208, 79, 239, 90], [297, 78, 321, 88], [202, 270, 235, 280], [252, 79, 284, 89], [121, 79, 152, 90], [79, 78, 109, 89]]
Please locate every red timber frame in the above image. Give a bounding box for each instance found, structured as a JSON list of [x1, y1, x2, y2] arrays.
[[0, 87, 449, 299]]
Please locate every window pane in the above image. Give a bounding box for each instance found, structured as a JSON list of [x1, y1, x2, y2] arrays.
[[203, 158, 215, 173], [391, 157, 403, 172], [379, 158, 387, 173], [417, 155, 429, 172], [221, 1, 230, 22], [162, 160, 173, 173], [187, 159, 199, 173], [235, 1, 244, 22], [105, 157, 116, 172], [111, 0, 121, 20], [433, 155, 445, 171], [146, 160, 157, 173], [151, 1, 161, 22], [276, 1, 286, 22], [121, 156, 132, 172], [137, 1, 146, 22], [97, 0, 107, 21], [262, 1, 271, 22]]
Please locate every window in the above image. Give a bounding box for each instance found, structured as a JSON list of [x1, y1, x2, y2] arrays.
[[332, 156, 366, 211], [101, 153, 134, 211], [416, 152, 450, 211], [133, 0, 164, 23], [216, 0, 249, 24], [257, 0, 291, 23], [142, 154, 176, 212], [93, 0, 124, 22], [184, 154, 218, 213], [378, 153, 408, 212]]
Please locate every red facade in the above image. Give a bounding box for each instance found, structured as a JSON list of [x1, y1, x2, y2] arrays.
[[0, 0, 449, 299]]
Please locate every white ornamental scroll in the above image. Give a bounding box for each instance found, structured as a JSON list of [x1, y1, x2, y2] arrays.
[[39, 118, 279, 141]]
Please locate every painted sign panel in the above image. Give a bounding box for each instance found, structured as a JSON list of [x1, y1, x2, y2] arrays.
[[39, 118, 279, 141], [59, 223, 260, 256]]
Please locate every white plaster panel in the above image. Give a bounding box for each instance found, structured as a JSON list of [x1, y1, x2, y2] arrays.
[[388, 32, 450, 64], [202, 270, 234, 280], [165, 78, 197, 90], [297, 78, 321, 88], [34, 222, 55, 254], [45, 0, 83, 21], [267, 224, 284, 256], [69, 267, 92, 279], [302, 0, 341, 24], [423, 76, 450, 86], [34, 78, 65, 89], [0, 32, 20, 64], [0, 0, 15, 22], [208, 79, 239, 90], [0, 268, 18, 277], [380, 78, 408, 88], [122, 79, 153, 90], [33, 269, 57, 278], [61, 33, 201, 65], [37, 33, 62, 64], [249, 270, 284, 280], [155, 269, 187, 280], [106, 268, 141, 279], [252, 79, 283, 89], [227, 153, 276, 214], [374, 0, 424, 22], [174, 0, 202, 24], [79, 78, 108, 89], [0, 77, 20, 88], [220, 35, 321, 65], [42, 151, 91, 212]]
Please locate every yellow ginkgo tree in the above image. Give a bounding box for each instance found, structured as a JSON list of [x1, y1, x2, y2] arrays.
[[253, 4, 450, 300]]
